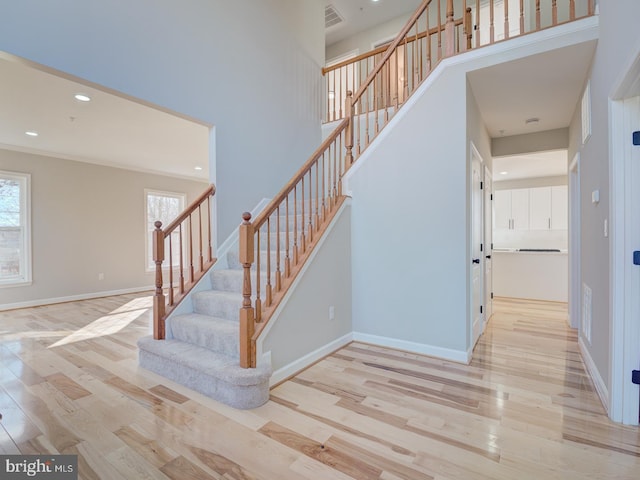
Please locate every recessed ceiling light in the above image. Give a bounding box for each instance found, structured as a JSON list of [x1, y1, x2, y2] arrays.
[[25, 131, 39, 137], [194, 166, 203, 171], [500, 171, 508, 175], [74, 94, 91, 102]]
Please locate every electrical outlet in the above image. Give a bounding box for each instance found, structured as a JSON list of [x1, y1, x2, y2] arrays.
[[98, 273, 105, 281], [329, 306, 335, 321]]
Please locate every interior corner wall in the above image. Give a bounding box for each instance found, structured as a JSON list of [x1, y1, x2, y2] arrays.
[[348, 66, 469, 357], [568, 0, 640, 393], [0, 149, 208, 307], [0, 0, 325, 243]]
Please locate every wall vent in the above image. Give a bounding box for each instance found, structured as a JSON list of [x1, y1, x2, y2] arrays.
[[325, 5, 344, 29]]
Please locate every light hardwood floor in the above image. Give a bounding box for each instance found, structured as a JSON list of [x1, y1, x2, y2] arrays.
[[1, 294, 638, 479]]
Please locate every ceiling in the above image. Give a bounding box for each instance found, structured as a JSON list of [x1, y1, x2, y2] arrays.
[[325, 0, 423, 46], [0, 5, 596, 182], [493, 150, 568, 182], [0, 54, 210, 180]]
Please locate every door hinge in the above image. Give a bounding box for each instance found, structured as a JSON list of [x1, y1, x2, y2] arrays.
[[491, 292, 494, 299], [490, 193, 493, 201], [632, 370, 640, 385], [480, 243, 483, 252], [480, 181, 484, 190], [480, 305, 483, 314]]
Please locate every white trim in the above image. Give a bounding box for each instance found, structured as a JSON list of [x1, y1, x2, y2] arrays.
[[0, 286, 154, 312], [568, 153, 581, 329], [353, 332, 471, 364], [268, 333, 353, 386], [0, 170, 31, 287], [469, 142, 485, 351], [579, 336, 610, 413]]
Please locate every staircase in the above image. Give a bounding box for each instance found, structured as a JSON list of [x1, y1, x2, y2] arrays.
[[138, 0, 596, 410], [138, 238, 274, 409]]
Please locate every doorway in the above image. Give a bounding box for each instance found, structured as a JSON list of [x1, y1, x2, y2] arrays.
[[569, 153, 581, 329], [470, 143, 485, 348]]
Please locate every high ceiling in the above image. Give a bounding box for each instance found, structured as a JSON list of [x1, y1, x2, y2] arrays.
[[325, 0, 423, 46], [0, 4, 596, 181]]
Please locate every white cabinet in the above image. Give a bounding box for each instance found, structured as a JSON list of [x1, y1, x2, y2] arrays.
[[529, 187, 552, 230], [495, 186, 567, 231], [551, 185, 568, 230], [494, 189, 529, 230]]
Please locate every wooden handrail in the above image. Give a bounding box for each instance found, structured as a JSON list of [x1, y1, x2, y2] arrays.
[[241, 0, 597, 367], [153, 184, 216, 340]]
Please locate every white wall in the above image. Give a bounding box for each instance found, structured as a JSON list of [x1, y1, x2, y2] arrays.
[[260, 203, 352, 382], [0, 0, 325, 243], [492, 128, 569, 157], [0, 149, 207, 308], [348, 66, 469, 359], [567, 0, 640, 396]]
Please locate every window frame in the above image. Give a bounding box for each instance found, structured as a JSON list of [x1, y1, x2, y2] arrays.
[[144, 189, 186, 273], [0, 170, 32, 288]]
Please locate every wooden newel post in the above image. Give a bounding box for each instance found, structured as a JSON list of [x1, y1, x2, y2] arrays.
[[445, 0, 455, 57], [152, 221, 166, 340], [239, 212, 255, 368], [345, 90, 354, 167]]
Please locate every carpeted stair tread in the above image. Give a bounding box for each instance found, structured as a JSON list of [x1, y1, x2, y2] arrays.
[[137, 337, 271, 409], [211, 269, 268, 294], [192, 290, 242, 320], [168, 313, 239, 357]]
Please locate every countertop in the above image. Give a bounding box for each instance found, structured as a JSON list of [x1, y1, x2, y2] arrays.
[[493, 248, 568, 254]]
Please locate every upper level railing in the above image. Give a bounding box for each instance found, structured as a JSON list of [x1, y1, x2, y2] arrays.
[[238, 0, 594, 368], [323, 0, 595, 124], [152, 184, 216, 339]]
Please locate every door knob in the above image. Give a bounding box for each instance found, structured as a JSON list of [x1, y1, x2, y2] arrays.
[[472, 258, 480, 264]]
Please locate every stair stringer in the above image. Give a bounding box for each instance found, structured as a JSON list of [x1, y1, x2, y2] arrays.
[[256, 199, 353, 386]]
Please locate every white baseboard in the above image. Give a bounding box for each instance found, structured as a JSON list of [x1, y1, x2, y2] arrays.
[[268, 332, 353, 386], [353, 332, 470, 364], [0, 286, 154, 312], [579, 336, 610, 414]]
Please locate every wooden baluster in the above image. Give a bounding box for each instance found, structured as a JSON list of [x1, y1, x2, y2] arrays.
[[413, 22, 419, 88], [293, 186, 299, 265], [179, 224, 185, 294], [266, 218, 272, 307], [315, 160, 320, 231], [445, 0, 455, 56], [239, 212, 255, 369], [275, 206, 282, 292], [356, 96, 361, 156], [490, 0, 495, 43], [321, 152, 327, 221], [374, 70, 379, 135], [437, 0, 442, 59], [338, 134, 344, 196], [207, 196, 212, 262], [569, 0, 575, 20], [168, 234, 174, 306], [588, 0, 594, 16], [255, 228, 262, 322], [462, 0, 467, 51], [333, 136, 338, 201], [339, 68, 343, 120], [345, 91, 354, 167], [285, 196, 291, 277], [403, 37, 409, 100], [476, 0, 481, 47], [536, 0, 541, 30], [504, 0, 509, 39], [300, 177, 306, 253], [153, 221, 166, 340], [426, 26, 432, 73], [465, 7, 473, 51], [188, 215, 194, 283], [552, 0, 557, 25], [307, 171, 313, 243], [198, 204, 203, 272], [520, 0, 525, 35]]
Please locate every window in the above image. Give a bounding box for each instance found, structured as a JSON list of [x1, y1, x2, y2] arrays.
[[0, 171, 31, 287], [145, 190, 185, 271]]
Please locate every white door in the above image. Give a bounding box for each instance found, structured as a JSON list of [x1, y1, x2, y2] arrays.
[[484, 167, 493, 322], [471, 146, 484, 347]]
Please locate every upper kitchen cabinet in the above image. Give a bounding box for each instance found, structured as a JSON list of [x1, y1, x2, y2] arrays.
[[495, 189, 530, 230], [551, 185, 568, 230]]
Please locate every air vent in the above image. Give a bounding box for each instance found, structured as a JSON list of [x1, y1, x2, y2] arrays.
[[325, 4, 344, 29]]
